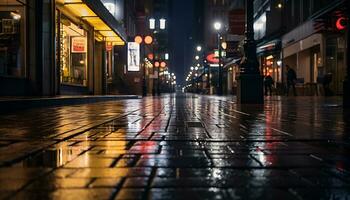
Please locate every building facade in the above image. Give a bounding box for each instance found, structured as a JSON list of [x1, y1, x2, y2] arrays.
[[254, 0, 348, 95], [282, 0, 347, 95], [0, 0, 127, 96]]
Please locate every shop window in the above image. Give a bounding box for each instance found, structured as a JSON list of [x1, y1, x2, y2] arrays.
[[0, 0, 26, 77], [59, 14, 88, 86]]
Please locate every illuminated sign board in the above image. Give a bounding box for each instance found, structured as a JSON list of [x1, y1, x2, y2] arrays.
[[71, 37, 87, 53], [127, 42, 140, 72]]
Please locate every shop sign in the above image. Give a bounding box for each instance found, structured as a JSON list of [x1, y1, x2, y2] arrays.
[[206, 53, 219, 64], [127, 42, 140, 72], [71, 37, 87, 53], [336, 17, 347, 31], [214, 50, 226, 57]]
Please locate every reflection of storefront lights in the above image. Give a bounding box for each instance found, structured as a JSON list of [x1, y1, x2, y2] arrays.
[[79, 60, 85, 64]]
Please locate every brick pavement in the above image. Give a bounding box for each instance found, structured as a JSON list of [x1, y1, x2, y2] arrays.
[[0, 94, 349, 199]]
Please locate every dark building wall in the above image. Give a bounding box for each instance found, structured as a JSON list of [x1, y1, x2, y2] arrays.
[[0, 0, 55, 96], [283, 0, 343, 32]]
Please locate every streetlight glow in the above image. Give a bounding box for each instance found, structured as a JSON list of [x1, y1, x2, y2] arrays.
[[149, 18, 155, 29], [160, 18, 166, 30], [214, 21, 222, 31], [195, 55, 199, 60], [196, 46, 202, 52]]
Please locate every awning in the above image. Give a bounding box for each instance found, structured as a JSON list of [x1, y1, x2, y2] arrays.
[[223, 58, 241, 69], [256, 39, 281, 56], [57, 0, 126, 45]]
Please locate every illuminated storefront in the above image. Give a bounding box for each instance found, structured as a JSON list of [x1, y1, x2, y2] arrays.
[[58, 15, 88, 86], [56, 0, 125, 94], [257, 40, 283, 93], [0, 0, 126, 96]]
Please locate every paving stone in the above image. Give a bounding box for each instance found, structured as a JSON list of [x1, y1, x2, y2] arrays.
[[0, 95, 349, 199]]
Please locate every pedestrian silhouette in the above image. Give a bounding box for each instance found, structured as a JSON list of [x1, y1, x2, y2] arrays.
[[264, 74, 274, 96], [286, 65, 297, 96]]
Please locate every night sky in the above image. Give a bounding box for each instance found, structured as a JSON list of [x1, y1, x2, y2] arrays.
[[169, 0, 195, 85]]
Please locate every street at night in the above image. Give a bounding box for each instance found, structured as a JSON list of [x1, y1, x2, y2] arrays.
[[1, 0, 350, 199], [0, 94, 350, 199]]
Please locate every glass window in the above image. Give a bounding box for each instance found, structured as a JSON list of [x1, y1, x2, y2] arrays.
[[59, 14, 88, 86], [0, 0, 26, 77]]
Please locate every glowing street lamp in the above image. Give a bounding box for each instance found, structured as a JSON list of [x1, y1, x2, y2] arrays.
[[160, 18, 166, 30], [214, 21, 222, 31], [214, 21, 223, 95], [144, 36, 153, 44], [196, 45, 202, 52], [195, 55, 199, 60], [149, 18, 155, 29], [134, 36, 143, 44]]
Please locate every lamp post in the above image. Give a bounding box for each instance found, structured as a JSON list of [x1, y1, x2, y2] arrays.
[[343, 0, 350, 108], [135, 35, 153, 97], [237, 0, 264, 104], [149, 17, 166, 96], [214, 21, 223, 96]]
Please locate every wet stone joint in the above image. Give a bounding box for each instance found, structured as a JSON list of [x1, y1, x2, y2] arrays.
[[0, 94, 349, 199]]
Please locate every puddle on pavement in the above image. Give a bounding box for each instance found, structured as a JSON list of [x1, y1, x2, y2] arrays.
[[13, 148, 83, 168]]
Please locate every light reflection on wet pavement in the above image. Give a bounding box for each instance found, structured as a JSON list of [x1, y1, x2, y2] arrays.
[[0, 94, 350, 199]]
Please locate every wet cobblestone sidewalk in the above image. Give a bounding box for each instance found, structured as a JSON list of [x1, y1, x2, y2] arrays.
[[0, 94, 349, 199]]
